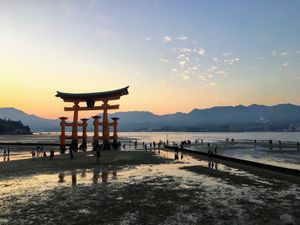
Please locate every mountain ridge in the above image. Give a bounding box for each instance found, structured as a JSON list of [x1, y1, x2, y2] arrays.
[[1, 103, 300, 132]]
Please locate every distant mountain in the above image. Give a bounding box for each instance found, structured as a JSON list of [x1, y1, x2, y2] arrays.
[[0, 108, 58, 132], [1, 104, 300, 132]]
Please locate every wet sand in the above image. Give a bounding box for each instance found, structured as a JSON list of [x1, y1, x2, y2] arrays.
[[0, 149, 300, 225]]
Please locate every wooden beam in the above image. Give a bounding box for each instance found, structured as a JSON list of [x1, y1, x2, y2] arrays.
[[64, 105, 119, 111]]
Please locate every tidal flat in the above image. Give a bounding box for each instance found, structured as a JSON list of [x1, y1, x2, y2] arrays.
[[0, 150, 299, 225]]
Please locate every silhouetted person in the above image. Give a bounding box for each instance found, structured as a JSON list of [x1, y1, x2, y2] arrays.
[[214, 146, 218, 155], [123, 144, 126, 150], [43, 151, 47, 157], [70, 149, 74, 159], [50, 150, 54, 160], [279, 140, 282, 150], [7, 147, 10, 157], [297, 142, 300, 151], [3, 149, 7, 161], [31, 149, 36, 159]]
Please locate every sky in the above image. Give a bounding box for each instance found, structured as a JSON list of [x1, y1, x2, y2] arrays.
[[0, 0, 300, 119]]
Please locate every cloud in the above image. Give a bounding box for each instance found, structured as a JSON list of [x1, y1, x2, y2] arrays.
[[208, 82, 216, 86], [282, 62, 289, 67], [222, 52, 232, 57], [145, 37, 152, 41], [163, 36, 172, 43], [177, 48, 191, 53], [280, 51, 288, 56], [96, 29, 117, 41], [256, 56, 264, 61], [179, 60, 187, 66], [213, 57, 220, 63], [216, 70, 228, 77], [177, 54, 185, 59], [272, 51, 288, 56], [159, 58, 168, 63], [171, 68, 178, 72], [207, 65, 218, 72], [177, 35, 189, 41], [224, 57, 240, 65], [194, 48, 205, 55], [181, 74, 190, 80]]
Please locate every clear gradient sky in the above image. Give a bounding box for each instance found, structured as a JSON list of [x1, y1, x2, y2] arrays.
[[0, 0, 300, 119]]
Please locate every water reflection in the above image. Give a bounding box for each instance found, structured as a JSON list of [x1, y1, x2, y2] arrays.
[[93, 168, 99, 184], [208, 160, 218, 170], [71, 170, 77, 186], [58, 173, 65, 183]]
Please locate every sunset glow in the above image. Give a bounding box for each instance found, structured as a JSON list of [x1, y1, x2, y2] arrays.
[[1, 0, 300, 119]]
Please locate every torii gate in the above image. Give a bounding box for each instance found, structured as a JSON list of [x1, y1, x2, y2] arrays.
[[56, 86, 129, 151]]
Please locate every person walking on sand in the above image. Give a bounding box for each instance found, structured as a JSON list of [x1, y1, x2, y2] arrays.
[[70, 149, 74, 159], [3, 149, 7, 161], [31, 149, 36, 159], [214, 146, 218, 155], [50, 150, 54, 160]]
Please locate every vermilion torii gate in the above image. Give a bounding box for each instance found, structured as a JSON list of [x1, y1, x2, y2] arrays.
[[56, 86, 129, 151]]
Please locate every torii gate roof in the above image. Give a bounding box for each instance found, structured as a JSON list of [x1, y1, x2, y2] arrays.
[[56, 86, 129, 102]]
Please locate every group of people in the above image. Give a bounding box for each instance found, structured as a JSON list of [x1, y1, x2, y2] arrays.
[[2, 147, 10, 161], [31, 145, 48, 159]]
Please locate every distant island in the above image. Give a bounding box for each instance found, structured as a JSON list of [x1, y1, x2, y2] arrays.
[[0, 118, 31, 135], [1, 104, 300, 132]]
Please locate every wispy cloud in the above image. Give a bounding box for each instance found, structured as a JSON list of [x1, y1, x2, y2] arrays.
[[256, 56, 264, 61], [282, 62, 289, 67], [145, 37, 152, 41], [194, 48, 205, 55], [177, 35, 189, 41], [222, 52, 232, 57], [181, 74, 190, 80], [163, 36, 172, 43], [208, 82, 216, 86], [224, 57, 240, 65], [159, 58, 168, 63], [272, 51, 288, 56], [280, 51, 288, 56]]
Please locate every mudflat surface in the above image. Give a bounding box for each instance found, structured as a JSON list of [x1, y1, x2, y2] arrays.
[[0, 149, 299, 225]]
